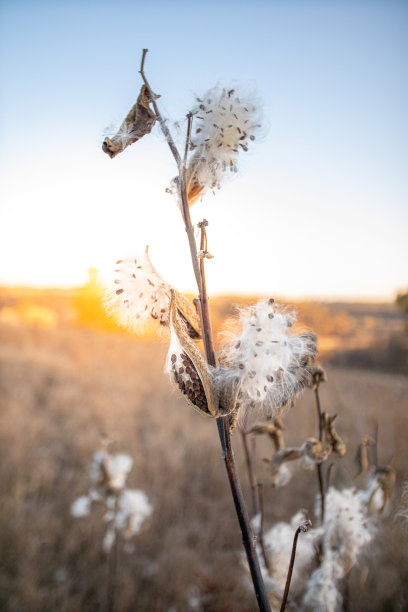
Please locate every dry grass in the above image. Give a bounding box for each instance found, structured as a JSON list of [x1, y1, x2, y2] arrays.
[[0, 313, 407, 611]]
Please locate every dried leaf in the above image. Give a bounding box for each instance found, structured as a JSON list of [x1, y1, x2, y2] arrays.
[[102, 85, 156, 158]]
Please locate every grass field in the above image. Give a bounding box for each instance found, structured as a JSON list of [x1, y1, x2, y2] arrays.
[[0, 287, 407, 611]]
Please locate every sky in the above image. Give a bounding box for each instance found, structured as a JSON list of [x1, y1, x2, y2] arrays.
[[0, 0, 407, 300]]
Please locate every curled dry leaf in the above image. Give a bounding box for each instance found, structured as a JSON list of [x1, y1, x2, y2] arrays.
[[167, 291, 237, 418], [102, 85, 156, 158]]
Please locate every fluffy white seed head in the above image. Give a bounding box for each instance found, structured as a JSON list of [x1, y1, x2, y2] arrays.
[[105, 247, 170, 330], [302, 559, 343, 612], [263, 510, 322, 594], [115, 488, 153, 538], [90, 450, 133, 493], [220, 299, 317, 423], [71, 495, 92, 518], [185, 85, 261, 204]]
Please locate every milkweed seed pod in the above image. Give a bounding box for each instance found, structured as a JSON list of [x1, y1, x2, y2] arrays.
[[177, 86, 261, 206], [220, 299, 318, 423], [248, 421, 285, 452], [354, 436, 375, 476], [105, 246, 201, 338], [364, 465, 396, 515], [167, 291, 238, 418], [321, 413, 347, 457], [102, 85, 156, 158]]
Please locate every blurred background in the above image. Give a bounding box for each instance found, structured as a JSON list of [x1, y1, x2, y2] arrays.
[[0, 1, 407, 610]]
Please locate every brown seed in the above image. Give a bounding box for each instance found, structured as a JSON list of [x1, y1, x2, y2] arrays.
[[268, 313, 274, 319], [115, 289, 124, 295], [249, 370, 256, 378], [179, 367, 184, 374], [239, 363, 245, 370], [266, 375, 274, 382], [268, 298, 275, 304], [171, 354, 177, 363]]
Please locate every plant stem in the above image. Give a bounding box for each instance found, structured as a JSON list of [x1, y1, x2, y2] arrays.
[[139, 49, 271, 612], [106, 498, 119, 612], [258, 482, 271, 575], [314, 385, 325, 522], [241, 429, 261, 517], [279, 526, 302, 612]]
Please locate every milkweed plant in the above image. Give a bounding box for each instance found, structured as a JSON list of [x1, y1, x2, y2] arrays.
[[98, 49, 398, 612]]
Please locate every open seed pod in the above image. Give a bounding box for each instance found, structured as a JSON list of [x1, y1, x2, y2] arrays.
[[167, 291, 236, 418]]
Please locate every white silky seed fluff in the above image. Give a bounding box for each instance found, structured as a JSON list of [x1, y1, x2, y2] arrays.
[[105, 249, 170, 330], [220, 299, 317, 419], [186, 85, 261, 201]]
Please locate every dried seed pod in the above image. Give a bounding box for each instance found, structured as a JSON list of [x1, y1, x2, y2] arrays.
[[365, 465, 396, 515], [167, 290, 232, 418], [355, 436, 375, 476], [248, 422, 285, 451], [303, 438, 332, 464], [306, 363, 327, 389], [322, 412, 346, 457], [102, 85, 156, 158]]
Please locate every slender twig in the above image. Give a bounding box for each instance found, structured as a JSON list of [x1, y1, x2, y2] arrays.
[[314, 387, 323, 440], [316, 462, 325, 522], [139, 50, 271, 611], [373, 421, 379, 468], [279, 521, 312, 612], [106, 496, 119, 612], [325, 462, 335, 493], [184, 113, 193, 167], [314, 385, 325, 522], [258, 482, 271, 574], [241, 429, 261, 516]]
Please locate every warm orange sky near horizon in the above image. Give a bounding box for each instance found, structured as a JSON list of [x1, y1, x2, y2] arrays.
[[1, 1, 407, 301]]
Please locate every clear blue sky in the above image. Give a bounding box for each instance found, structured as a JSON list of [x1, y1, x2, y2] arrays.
[[0, 0, 407, 300]]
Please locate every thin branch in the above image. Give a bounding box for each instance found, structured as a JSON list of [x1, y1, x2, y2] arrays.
[[315, 386, 323, 441], [197, 220, 217, 366], [373, 421, 379, 468], [317, 463, 325, 521], [184, 113, 193, 167], [280, 521, 312, 612], [314, 385, 325, 522], [258, 482, 271, 574], [241, 429, 261, 517]]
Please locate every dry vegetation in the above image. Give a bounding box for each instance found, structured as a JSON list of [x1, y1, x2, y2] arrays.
[[0, 287, 407, 611]]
